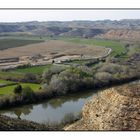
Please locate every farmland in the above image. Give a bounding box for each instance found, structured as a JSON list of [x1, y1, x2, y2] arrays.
[[0, 71, 25, 80], [0, 39, 109, 59], [0, 38, 44, 50], [0, 35, 128, 101], [0, 83, 40, 96], [11, 64, 52, 75], [0, 79, 14, 84], [58, 37, 125, 56]]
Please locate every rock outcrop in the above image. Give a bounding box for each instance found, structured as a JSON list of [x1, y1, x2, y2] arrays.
[[65, 83, 140, 130]]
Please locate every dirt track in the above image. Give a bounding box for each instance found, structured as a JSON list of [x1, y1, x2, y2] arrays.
[[0, 40, 108, 59]]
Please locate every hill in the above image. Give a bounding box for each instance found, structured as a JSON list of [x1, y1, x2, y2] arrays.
[[0, 20, 140, 41], [65, 83, 140, 130]]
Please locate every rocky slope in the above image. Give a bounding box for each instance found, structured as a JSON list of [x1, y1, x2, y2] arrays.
[[98, 29, 140, 41], [0, 115, 56, 130], [64, 83, 140, 130]]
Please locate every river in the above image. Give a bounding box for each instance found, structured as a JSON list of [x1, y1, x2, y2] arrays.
[[0, 80, 139, 124], [0, 90, 98, 124]]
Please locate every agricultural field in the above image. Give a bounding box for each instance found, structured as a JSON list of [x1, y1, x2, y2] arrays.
[[0, 35, 127, 97], [0, 71, 25, 80], [58, 37, 126, 56], [0, 79, 14, 84], [10, 64, 52, 75], [0, 38, 44, 50], [0, 82, 40, 96], [0, 39, 109, 59]]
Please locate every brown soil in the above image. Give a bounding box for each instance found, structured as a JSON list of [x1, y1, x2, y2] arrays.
[[0, 40, 107, 59]]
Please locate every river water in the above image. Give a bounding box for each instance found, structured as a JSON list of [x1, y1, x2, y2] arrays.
[[0, 90, 98, 124], [0, 80, 139, 124]]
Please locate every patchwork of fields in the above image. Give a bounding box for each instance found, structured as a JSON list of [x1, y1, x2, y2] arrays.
[[0, 35, 127, 97]]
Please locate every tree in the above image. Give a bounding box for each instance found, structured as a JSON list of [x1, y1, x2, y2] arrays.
[[22, 86, 35, 100], [24, 73, 37, 83], [14, 84, 22, 95], [42, 65, 65, 84]]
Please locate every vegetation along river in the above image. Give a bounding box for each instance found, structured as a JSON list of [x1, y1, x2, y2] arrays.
[[0, 80, 139, 124]]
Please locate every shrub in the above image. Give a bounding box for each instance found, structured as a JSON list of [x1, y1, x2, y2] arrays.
[[94, 72, 113, 84], [42, 65, 66, 84], [23, 73, 37, 83], [22, 86, 35, 100], [14, 84, 22, 95], [98, 63, 128, 75], [49, 74, 68, 95], [47, 66, 94, 95]]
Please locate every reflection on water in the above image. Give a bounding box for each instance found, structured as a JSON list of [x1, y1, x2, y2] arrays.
[[0, 80, 139, 123], [0, 90, 97, 123]]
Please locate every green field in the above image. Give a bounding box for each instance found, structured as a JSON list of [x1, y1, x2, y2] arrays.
[[58, 37, 126, 56], [0, 83, 40, 96], [0, 79, 15, 84], [0, 71, 25, 80], [0, 38, 44, 50], [11, 64, 52, 75]]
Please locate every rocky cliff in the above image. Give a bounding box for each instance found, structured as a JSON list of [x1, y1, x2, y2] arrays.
[[64, 83, 140, 130]]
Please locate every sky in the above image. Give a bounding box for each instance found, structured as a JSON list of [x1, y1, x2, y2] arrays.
[[0, 10, 140, 22]]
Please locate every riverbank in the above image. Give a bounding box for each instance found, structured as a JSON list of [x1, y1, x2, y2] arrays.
[[0, 75, 139, 110], [0, 114, 57, 130], [0, 112, 81, 131]]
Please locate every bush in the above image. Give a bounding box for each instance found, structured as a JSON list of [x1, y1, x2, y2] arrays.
[[22, 86, 35, 100], [14, 84, 22, 95], [23, 73, 37, 83], [42, 65, 66, 84], [98, 63, 128, 75], [94, 72, 113, 84], [49, 74, 68, 95], [47, 66, 94, 95]]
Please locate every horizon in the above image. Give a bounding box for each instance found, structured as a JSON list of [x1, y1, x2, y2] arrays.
[[0, 18, 140, 23], [0, 10, 140, 22]]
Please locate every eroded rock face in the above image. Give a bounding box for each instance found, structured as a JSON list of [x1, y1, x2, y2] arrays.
[[65, 84, 140, 130], [99, 29, 140, 41]]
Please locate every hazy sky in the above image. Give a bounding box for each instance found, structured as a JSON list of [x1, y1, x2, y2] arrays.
[[0, 10, 140, 22]]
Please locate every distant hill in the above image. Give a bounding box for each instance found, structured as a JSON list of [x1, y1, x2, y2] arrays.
[[0, 19, 140, 41]]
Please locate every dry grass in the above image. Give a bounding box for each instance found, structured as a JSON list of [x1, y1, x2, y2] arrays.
[[0, 40, 108, 59]]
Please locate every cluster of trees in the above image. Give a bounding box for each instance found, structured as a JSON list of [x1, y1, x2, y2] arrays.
[[14, 84, 35, 101], [40, 59, 139, 96]]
